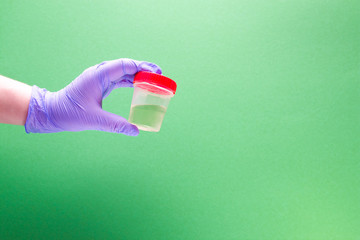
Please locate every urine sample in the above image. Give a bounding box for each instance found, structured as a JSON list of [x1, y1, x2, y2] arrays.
[[128, 71, 177, 132]]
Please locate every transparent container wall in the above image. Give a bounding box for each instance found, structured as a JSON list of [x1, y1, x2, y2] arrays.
[[129, 85, 173, 132]]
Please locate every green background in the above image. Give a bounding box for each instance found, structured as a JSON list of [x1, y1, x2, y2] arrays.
[[1, 0, 359, 239]]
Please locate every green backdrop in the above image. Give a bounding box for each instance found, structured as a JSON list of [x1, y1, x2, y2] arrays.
[[1, 1, 359, 239]]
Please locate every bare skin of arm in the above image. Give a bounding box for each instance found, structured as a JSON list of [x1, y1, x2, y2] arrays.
[[0, 75, 32, 125]]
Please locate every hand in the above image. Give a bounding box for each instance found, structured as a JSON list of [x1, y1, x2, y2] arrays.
[[25, 58, 162, 136]]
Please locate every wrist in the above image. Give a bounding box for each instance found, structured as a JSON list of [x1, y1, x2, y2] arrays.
[[25, 86, 62, 133]]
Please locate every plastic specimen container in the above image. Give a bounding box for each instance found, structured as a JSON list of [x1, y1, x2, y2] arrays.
[[128, 71, 177, 132]]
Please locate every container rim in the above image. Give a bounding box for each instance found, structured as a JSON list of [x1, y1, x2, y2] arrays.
[[134, 82, 174, 97]]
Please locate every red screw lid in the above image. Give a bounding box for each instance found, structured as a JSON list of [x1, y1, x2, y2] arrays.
[[134, 71, 177, 95]]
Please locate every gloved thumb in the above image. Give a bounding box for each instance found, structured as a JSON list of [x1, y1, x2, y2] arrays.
[[96, 110, 139, 136]]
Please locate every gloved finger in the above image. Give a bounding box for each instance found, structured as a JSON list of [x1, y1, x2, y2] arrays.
[[96, 110, 139, 136], [137, 61, 162, 74], [97, 58, 162, 84], [101, 74, 135, 99]]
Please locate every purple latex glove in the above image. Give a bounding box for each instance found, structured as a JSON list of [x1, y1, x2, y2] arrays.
[[25, 58, 162, 136]]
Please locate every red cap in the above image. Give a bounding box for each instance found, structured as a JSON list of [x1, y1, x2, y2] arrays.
[[134, 71, 177, 95]]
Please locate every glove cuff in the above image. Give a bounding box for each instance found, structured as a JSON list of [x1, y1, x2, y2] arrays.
[[25, 85, 62, 133]]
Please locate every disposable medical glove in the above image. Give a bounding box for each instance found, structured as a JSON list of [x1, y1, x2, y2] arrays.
[[25, 58, 161, 136]]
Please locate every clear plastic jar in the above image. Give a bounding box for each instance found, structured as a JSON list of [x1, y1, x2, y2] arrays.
[[128, 71, 177, 132]]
